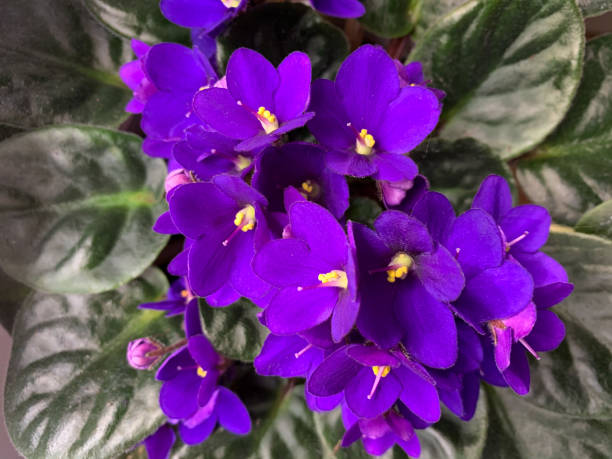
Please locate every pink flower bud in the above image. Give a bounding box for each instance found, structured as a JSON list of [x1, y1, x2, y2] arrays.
[[127, 337, 163, 370]]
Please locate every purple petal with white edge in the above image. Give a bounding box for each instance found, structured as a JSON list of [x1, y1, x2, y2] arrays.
[[445, 209, 504, 279], [193, 88, 262, 140], [305, 390, 343, 412], [387, 410, 415, 442], [326, 148, 378, 177], [307, 79, 353, 150], [374, 211, 433, 254], [227, 48, 279, 113], [512, 251, 568, 287], [308, 346, 362, 396], [253, 238, 322, 287], [331, 290, 359, 342], [159, 370, 201, 419], [455, 259, 534, 324], [502, 344, 530, 395], [346, 345, 401, 367], [254, 334, 323, 378], [145, 43, 206, 93], [156, 347, 193, 381], [310, 0, 365, 17], [415, 244, 465, 302], [274, 52, 311, 122], [396, 278, 457, 368], [184, 298, 203, 337], [144, 424, 175, 459], [501, 205, 551, 253], [494, 327, 513, 371], [525, 310, 566, 352], [187, 232, 236, 297], [290, 201, 349, 268], [472, 175, 513, 222], [375, 86, 441, 154], [179, 412, 217, 445], [345, 367, 402, 418], [160, 0, 228, 30], [372, 153, 418, 182], [412, 191, 455, 244], [188, 335, 219, 369], [335, 45, 399, 132], [216, 387, 252, 434], [395, 365, 440, 423], [264, 285, 337, 335], [154, 211, 179, 234], [169, 182, 237, 239], [533, 282, 574, 309], [504, 302, 537, 341]]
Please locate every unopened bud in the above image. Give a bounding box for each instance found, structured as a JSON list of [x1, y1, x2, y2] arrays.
[[379, 179, 414, 207], [127, 337, 163, 370], [165, 169, 191, 194]]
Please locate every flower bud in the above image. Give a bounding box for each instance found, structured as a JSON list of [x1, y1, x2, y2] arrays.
[[127, 337, 163, 370], [379, 179, 414, 206], [165, 168, 191, 194]]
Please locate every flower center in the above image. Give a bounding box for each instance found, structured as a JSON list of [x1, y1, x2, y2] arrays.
[[197, 366, 208, 378], [317, 270, 348, 288], [220, 0, 240, 8], [505, 230, 529, 252], [223, 205, 256, 246], [368, 365, 391, 399], [386, 252, 413, 283], [234, 155, 252, 172], [300, 180, 321, 199], [356, 129, 375, 156], [256, 106, 279, 134]]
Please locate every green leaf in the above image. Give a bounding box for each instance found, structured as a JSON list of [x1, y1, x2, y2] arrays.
[[84, 0, 190, 44], [345, 196, 383, 227], [409, 0, 584, 160], [516, 34, 612, 225], [412, 0, 467, 38], [577, 0, 612, 17], [216, 3, 349, 79], [575, 199, 612, 241], [0, 268, 32, 333], [357, 0, 418, 39], [412, 138, 514, 213], [0, 126, 168, 294], [0, 0, 132, 129], [200, 298, 268, 362], [4, 268, 184, 459]]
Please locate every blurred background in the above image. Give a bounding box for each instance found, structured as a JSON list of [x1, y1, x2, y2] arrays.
[[0, 8, 610, 459]]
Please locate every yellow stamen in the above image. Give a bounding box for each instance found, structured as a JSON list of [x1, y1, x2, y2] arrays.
[[180, 289, 189, 298], [234, 155, 252, 172], [301, 180, 314, 194], [386, 252, 413, 283], [257, 106, 279, 134], [316, 270, 348, 289], [356, 129, 375, 156], [234, 205, 256, 232], [221, 0, 240, 7], [197, 367, 208, 378], [371, 365, 391, 378]]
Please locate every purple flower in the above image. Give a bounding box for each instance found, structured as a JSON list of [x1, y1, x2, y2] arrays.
[[127, 337, 163, 370], [395, 60, 445, 105], [252, 142, 349, 219], [178, 386, 251, 445], [307, 45, 441, 180], [168, 175, 271, 300], [253, 201, 358, 342], [119, 39, 157, 114], [156, 301, 221, 420], [139, 277, 195, 317], [341, 404, 421, 457], [193, 49, 314, 152], [142, 424, 175, 459], [308, 0, 365, 18], [160, 0, 246, 32], [140, 43, 217, 158], [308, 344, 440, 421], [349, 203, 464, 368]]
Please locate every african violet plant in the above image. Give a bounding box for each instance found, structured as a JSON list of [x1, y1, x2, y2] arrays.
[[1, 0, 611, 458]]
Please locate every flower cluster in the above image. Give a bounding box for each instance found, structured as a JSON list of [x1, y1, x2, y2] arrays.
[[124, 41, 571, 458]]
